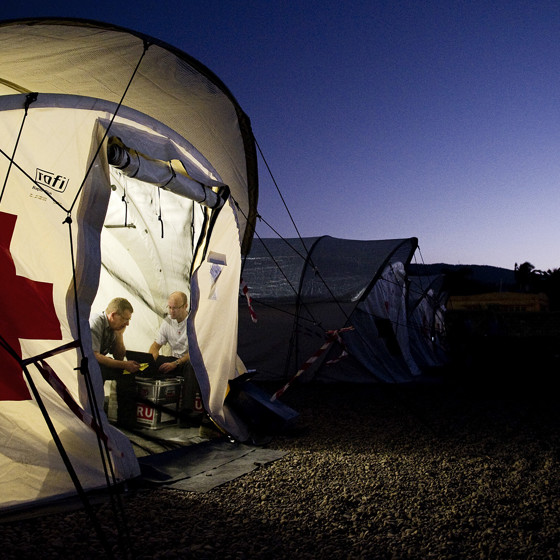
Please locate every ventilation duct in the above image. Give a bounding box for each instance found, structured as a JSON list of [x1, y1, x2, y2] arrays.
[[107, 139, 225, 209]]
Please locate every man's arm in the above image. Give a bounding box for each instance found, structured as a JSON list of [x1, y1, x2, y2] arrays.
[[149, 341, 162, 361], [94, 351, 141, 373], [112, 329, 126, 360], [94, 351, 127, 370], [158, 350, 190, 374], [174, 351, 190, 367]]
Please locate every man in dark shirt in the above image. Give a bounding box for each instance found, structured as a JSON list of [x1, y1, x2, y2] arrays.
[[90, 297, 140, 429]]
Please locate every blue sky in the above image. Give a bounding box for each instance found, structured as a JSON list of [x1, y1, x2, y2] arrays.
[[2, 1, 560, 270]]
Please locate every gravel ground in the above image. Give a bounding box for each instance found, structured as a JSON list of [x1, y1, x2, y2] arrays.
[[1, 365, 559, 559]]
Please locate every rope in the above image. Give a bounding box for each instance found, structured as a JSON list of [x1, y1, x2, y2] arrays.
[[157, 186, 164, 238], [255, 138, 304, 241], [0, 92, 38, 204], [63, 215, 135, 557], [69, 40, 151, 214]]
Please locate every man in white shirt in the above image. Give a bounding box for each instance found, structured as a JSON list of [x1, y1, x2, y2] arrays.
[[149, 291, 202, 426]]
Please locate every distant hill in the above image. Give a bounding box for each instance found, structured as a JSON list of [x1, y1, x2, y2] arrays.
[[408, 263, 516, 295]]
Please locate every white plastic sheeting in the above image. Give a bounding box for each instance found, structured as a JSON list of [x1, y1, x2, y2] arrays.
[[341, 262, 421, 383], [407, 275, 448, 369]]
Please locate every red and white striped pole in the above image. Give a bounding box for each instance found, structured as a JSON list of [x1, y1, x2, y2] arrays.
[[271, 327, 353, 401], [240, 278, 258, 323]]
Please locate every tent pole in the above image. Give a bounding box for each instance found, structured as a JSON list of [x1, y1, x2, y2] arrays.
[[19, 362, 117, 558], [0, 332, 118, 559]]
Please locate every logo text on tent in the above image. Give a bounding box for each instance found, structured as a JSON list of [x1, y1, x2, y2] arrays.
[[35, 169, 69, 193]]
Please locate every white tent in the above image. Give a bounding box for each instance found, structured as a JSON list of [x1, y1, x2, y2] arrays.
[[336, 261, 422, 383], [407, 275, 449, 370], [0, 19, 258, 513], [237, 236, 422, 384]]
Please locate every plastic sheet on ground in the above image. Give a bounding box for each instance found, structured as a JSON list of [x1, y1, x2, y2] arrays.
[[137, 439, 287, 492]]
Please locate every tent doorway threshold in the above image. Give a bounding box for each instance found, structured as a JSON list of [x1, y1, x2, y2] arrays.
[[120, 423, 212, 457]]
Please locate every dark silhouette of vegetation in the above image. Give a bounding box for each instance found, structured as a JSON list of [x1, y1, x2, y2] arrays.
[[441, 266, 477, 295], [411, 261, 560, 309], [514, 261, 560, 310], [543, 268, 560, 310], [440, 266, 513, 296], [514, 261, 534, 292]]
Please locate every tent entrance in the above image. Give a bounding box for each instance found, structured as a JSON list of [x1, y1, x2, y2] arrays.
[[89, 123, 218, 445], [91, 124, 213, 353], [91, 117, 255, 444]]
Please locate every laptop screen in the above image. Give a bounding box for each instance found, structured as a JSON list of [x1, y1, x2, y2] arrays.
[[125, 350, 157, 376]]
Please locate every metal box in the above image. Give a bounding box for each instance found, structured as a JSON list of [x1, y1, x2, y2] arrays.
[[135, 377, 183, 429], [136, 376, 183, 402], [136, 399, 179, 429]]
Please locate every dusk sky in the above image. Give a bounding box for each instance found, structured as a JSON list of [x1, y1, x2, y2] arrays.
[[2, 1, 560, 270]]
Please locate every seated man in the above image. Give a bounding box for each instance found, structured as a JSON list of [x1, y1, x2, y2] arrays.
[[149, 291, 202, 426], [90, 297, 141, 429]]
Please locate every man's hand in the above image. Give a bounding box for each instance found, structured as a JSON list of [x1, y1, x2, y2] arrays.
[[158, 361, 179, 375], [123, 360, 141, 373]]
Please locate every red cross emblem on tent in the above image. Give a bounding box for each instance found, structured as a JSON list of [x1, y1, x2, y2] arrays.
[[0, 211, 62, 401]]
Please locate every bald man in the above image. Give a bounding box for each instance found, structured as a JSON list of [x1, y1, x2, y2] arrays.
[[149, 291, 202, 427]]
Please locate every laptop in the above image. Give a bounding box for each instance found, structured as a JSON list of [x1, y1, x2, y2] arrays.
[[125, 350, 158, 377]]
